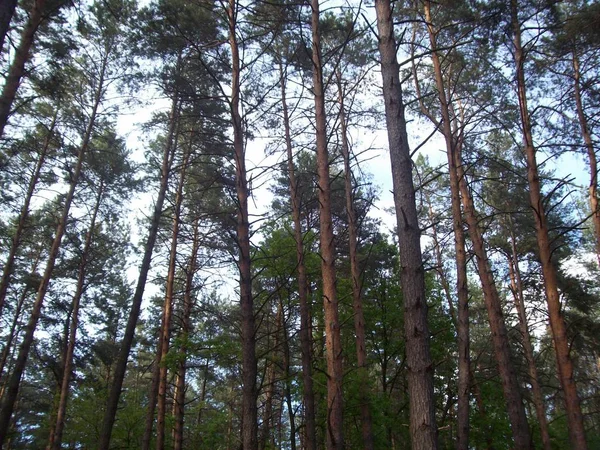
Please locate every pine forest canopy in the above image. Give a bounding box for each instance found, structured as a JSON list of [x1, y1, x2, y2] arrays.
[[0, 0, 599, 449]]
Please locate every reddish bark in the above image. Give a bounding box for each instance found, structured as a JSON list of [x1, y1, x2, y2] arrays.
[[311, 1, 344, 447]]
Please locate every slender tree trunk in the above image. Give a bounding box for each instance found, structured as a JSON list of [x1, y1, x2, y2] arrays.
[[99, 95, 180, 450], [511, 2, 587, 447], [172, 218, 200, 450], [226, 2, 257, 448], [0, 54, 106, 444], [0, 250, 41, 387], [310, 1, 344, 448], [0, 0, 18, 53], [374, 1, 438, 448], [156, 131, 190, 450], [0, 109, 58, 316], [0, 0, 47, 139], [506, 222, 551, 450], [280, 298, 297, 450], [335, 70, 374, 450], [454, 148, 531, 449], [49, 183, 104, 450], [260, 303, 282, 450], [572, 51, 600, 267], [279, 59, 317, 450], [421, 4, 470, 447]]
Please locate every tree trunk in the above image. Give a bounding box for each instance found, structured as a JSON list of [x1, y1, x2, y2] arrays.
[[0, 53, 106, 444], [172, 218, 200, 450], [280, 298, 297, 450], [421, 4, 470, 447], [505, 221, 551, 450], [374, 1, 438, 449], [0, 0, 18, 53], [259, 303, 282, 450], [0, 250, 42, 387], [511, 2, 587, 447], [99, 95, 180, 450], [0, 109, 58, 316], [227, 1, 257, 448], [49, 182, 104, 450], [572, 51, 600, 267], [156, 129, 190, 450], [279, 58, 317, 450], [454, 148, 531, 449], [0, 0, 47, 139], [336, 70, 374, 450], [310, 1, 344, 448]]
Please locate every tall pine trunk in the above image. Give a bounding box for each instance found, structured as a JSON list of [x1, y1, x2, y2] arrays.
[[374, 1, 438, 448], [511, 2, 587, 447], [310, 1, 344, 447], [336, 70, 374, 450], [279, 59, 317, 450], [0, 53, 106, 443], [0, 0, 47, 139], [454, 146, 531, 449], [421, 3, 470, 447], [49, 182, 104, 450], [156, 132, 190, 450], [99, 95, 180, 450], [227, 1, 257, 448], [172, 218, 200, 450], [0, 109, 57, 316], [505, 220, 551, 450], [572, 51, 600, 267]]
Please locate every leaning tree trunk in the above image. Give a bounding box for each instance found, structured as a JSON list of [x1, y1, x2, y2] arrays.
[[99, 95, 180, 450], [279, 58, 317, 450], [311, 1, 344, 448], [375, 1, 438, 448], [227, 1, 257, 448], [336, 70, 374, 450], [0, 53, 106, 444], [172, 218, 200, 450], [454, 147, 531, 449], [511, 2, 587, 447], [49, 182, 104, 450], [572, 51, 600, 267], [0, 0, 47, 139], [505, 220, 551, 450], [421, 3, 470, 447], [0, 109, 58, 317], [156, 132, 190, 450]]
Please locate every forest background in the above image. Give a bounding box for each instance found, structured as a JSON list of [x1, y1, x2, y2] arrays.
[[0, 0, 599, 449]]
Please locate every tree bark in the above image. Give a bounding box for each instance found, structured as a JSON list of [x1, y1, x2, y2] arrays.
[[227, 1, 257, 448], [279, 58, 317, 450], [572, 51, 600, 267], [0, 0, 18, 54], [374, 1, 438, 448], [0, 0, 47, 139], [455, 149, 531, 449], [421, 4, 470, 447], [0, 109, 58, 317], [99, 95, 179, 450], [49, 182, 104, 450], [172, 218, 200, 450], [336, 70, 374, 450], [0, 52, 106, 444], [511, 2, 587, 447], [505, 221, 551, 450], [310, 1, 344, 448], [156, 129, 190, 450]]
